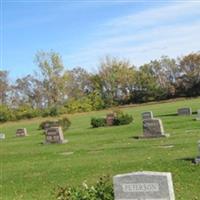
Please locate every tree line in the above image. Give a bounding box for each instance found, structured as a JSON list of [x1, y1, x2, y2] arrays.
[[0, 51, 200, 121]]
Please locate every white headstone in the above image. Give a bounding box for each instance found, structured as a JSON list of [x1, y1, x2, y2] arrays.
[[0, 133, 5, 139], [195, 140, 200, 164], [195, 110, 200, 120], [113, 171, 175, 200]]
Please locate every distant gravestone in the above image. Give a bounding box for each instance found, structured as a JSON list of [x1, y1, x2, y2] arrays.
[[195, 140, 200, 164], [16, 128, 27, 137], [142, 111, 153, 120], [0, 133, 5, 140], [177, 107, 192, 116], [44, 126, 66, 144], [106, 113, 116, 126], [143, 118, 166, 138], [113, 171, 175, 200], [195, 110, 200, 121]]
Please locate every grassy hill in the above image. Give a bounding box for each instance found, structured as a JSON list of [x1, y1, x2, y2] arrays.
[[1, 97, 200, 200]]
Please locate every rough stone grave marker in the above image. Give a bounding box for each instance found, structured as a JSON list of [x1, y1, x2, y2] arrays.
[[143, 118, 167, 138], [113, 171, 175, 200], [142, 111, 153, 120], [195, 109, 200, 121], [177, 107, 192, 116], [45, 126, 66, 144], [106, 113, 116, 126], [16, 128, 27, 137], [195, 140, 200, 164], [0, 133, 5, 139]]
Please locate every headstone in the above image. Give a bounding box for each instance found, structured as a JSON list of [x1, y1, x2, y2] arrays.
[[195, 109, 200, 121], [143, 118, 166, 138], [142, 111, 153, 120], [0, 133, 5, 139], [113, 171, 175, 200], [177, 107, 192, 116], [106, 113, 116, 126], [195, 140, 200, 164], [16, 128, 27, 137], [45, 126, 66, 144]]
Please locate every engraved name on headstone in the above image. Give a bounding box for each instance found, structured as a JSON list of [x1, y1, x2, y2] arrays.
[[195, 140, 200, 164], [177, 107, 192, 116], [143, 118, 166, 138], [142, 111, 153, 120], [113, 171, 175, 200], [16, 128, 28, 137], [45, 126, 66, 144]]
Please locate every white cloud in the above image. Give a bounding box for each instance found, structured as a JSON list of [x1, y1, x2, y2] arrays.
[[65, 1, 200, 70]]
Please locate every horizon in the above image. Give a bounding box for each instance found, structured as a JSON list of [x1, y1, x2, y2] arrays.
[[1, 0, 200, 80]]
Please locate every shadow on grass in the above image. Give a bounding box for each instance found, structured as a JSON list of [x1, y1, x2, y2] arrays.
[[177, 157, 196, 163], [155, 111, 197, 117]]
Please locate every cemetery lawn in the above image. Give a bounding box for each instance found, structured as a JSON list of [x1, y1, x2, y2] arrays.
[[1, 97, 200, 200]]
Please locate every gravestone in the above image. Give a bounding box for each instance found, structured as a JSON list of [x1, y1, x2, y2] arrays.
[[106, 113, 116, 126], [142, 111, 153, 120], [0, 133, 5, 140], [16, 128, 27, 137], [143, 118, 166, 138], [195, 140, 200, 164], [177, 107, 192, 116], [195, 109, 200, 121], [45, 126, 66, 144], [113, 171, 175, 200]]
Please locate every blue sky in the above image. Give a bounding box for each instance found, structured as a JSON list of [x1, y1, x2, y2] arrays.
[[1, 0, 200, 79]]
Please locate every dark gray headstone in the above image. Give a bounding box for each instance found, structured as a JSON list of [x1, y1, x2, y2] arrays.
[[177, 107, 192, 116], [143, 118, 166, 138], [195, 140, 200, 164], [0, 133, 5, 139], [113, 171, 175, 200], [142, 111, 153, 120], [16, 128, 27, 137], [106, 113, 116, 126], [45, 126, 66, 144]]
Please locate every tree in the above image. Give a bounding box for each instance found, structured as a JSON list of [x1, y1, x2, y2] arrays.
[[35, 51, 68, 107], [0, 70, 9, 105]]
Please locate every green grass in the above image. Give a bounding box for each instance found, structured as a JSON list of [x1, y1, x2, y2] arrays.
[[1, 98, 200, 200]]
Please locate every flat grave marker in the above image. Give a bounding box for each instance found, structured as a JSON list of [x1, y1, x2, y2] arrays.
[[177, 107, 192, 116], [16, 128, 28, 137], [113, 171, 175, 200]]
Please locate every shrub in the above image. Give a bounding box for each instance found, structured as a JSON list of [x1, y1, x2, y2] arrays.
[[39, 117, 71, 131], [113, 113, 133, 125], [91, 117, 106, 128], [58, 117, 71, 131], [0, 105, 15, 122], [55, 175, 114, 200]]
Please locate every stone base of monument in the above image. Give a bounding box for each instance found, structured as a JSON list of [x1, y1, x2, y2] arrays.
[[195, 157, 200, 164], [134, 133, 170, 139], [43, 139, 68, 144], [195, 118, 200, 121]]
